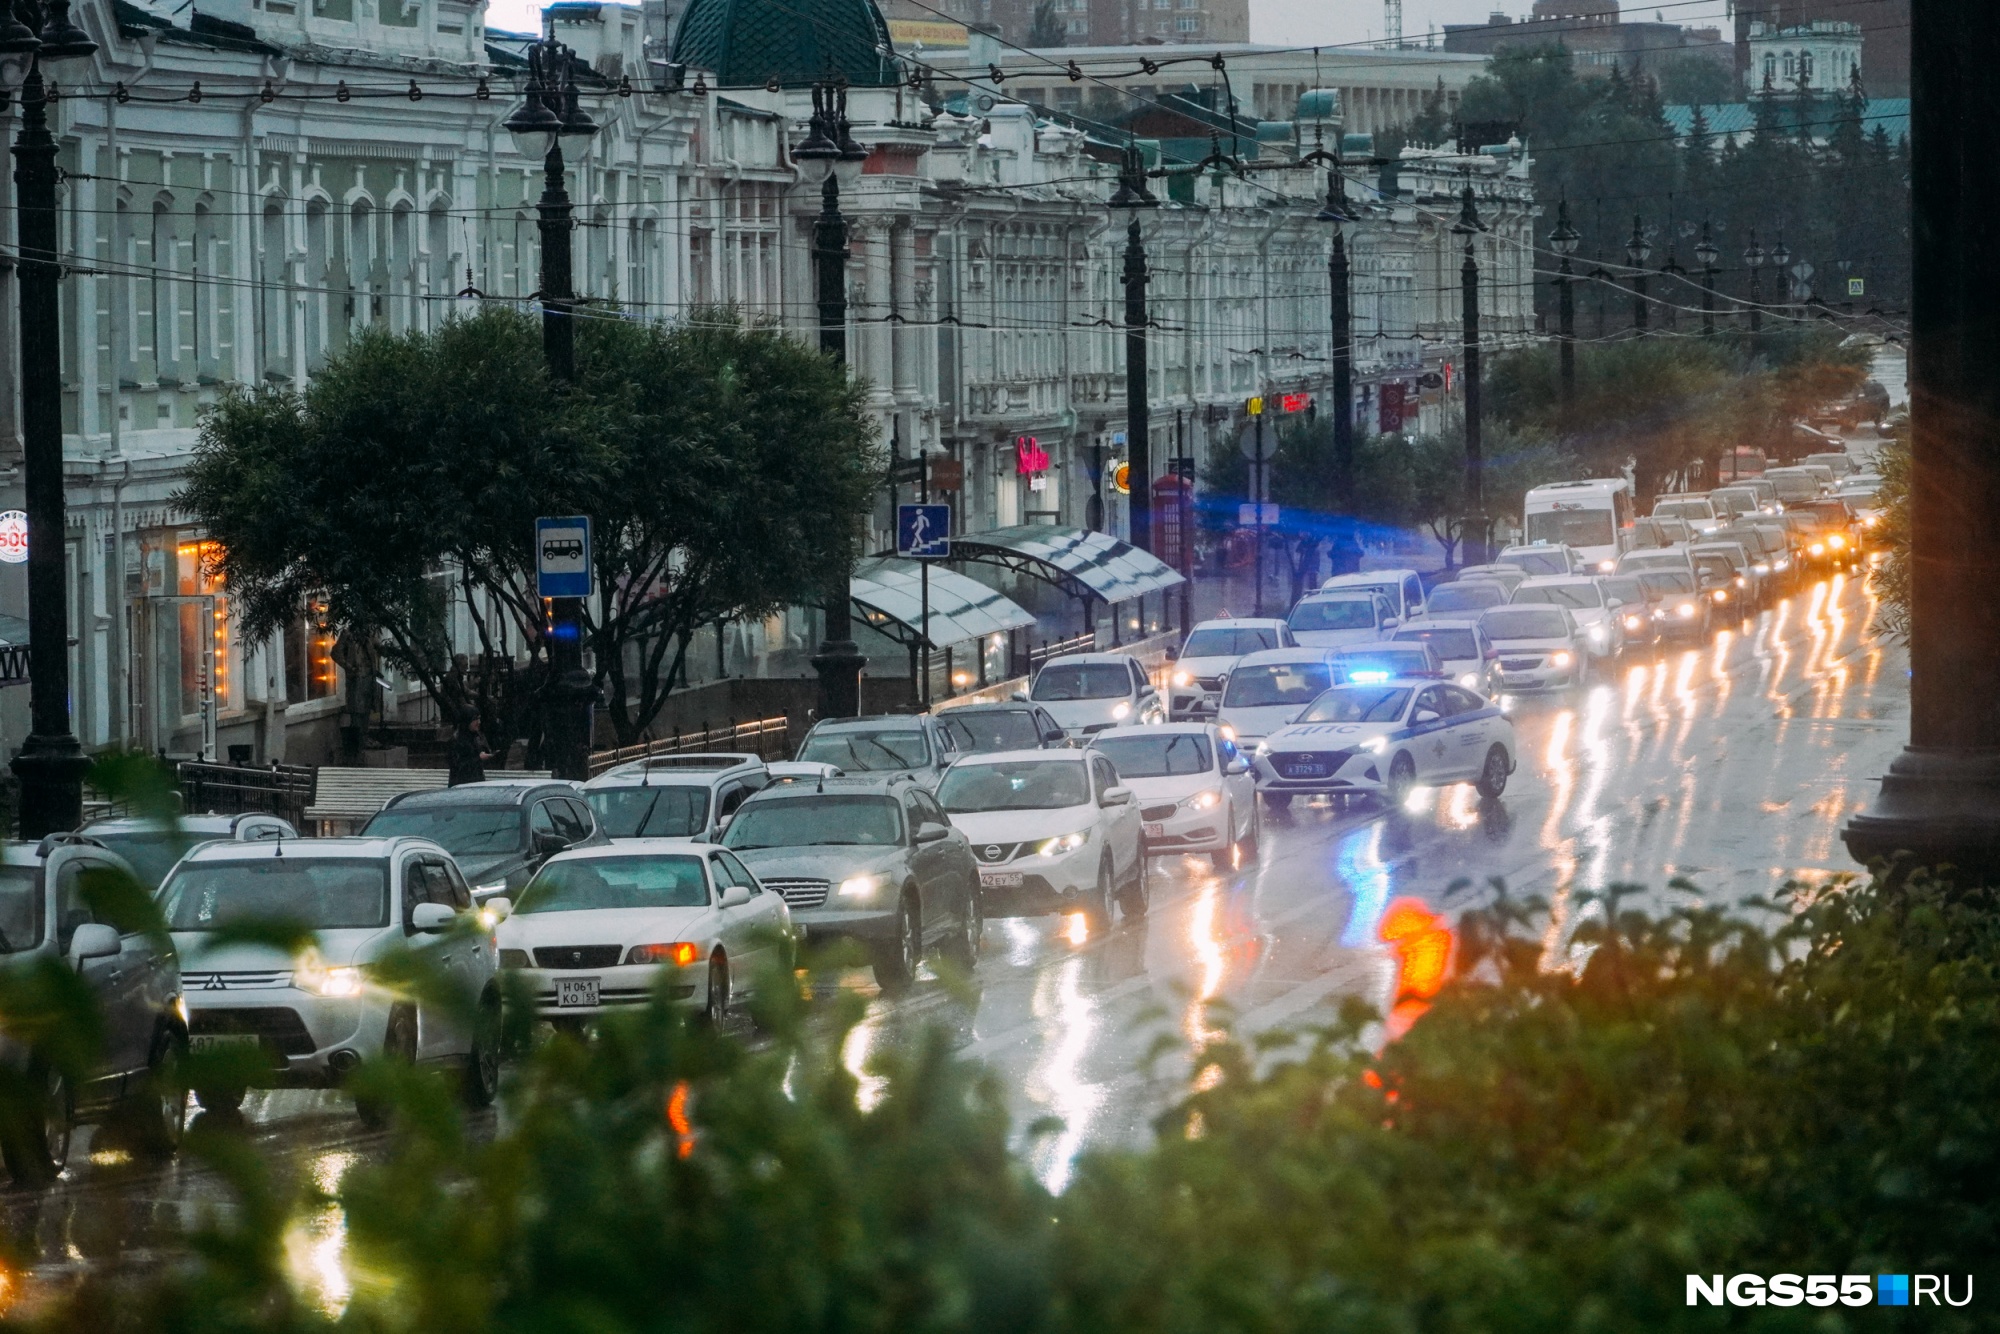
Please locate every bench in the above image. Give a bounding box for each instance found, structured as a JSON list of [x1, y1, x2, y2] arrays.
[[304, 768, 561, 836]]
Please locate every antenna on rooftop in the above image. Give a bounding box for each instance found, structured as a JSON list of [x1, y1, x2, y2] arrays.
[[1384, 0, 1403, 46]]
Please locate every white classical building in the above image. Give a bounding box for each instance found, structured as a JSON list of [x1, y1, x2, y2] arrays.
[[0, 0, 1535, 765]]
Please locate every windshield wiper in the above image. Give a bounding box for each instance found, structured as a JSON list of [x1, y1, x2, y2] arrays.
[[628, 790, 665, 838]]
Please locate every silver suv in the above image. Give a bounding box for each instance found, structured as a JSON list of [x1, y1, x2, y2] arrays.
[[581, 753, 771, 842], [160, 837, 500, 1126], [81, 811, 297, 892], [0, 836, 186, 1183], [793, 714, 960, 790], [721, 777, 979, 993]]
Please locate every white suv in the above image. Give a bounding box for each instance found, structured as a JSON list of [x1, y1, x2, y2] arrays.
[[581, 753, 770, 842], [1027, 652, 1164, 736], [161, 837, 501, 1126], [1167, 618, 1293, 719]]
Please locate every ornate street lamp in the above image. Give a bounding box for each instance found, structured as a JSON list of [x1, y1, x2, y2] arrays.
[[1109, 140, 1157, 556], [4, 0, 101, 835], [1453, 183, 1489, 567], [505, 35, 598, 780], [1660, 242, 1685, 333], [796, 81, 869, 721], [1695, 221, 1720, 336], [1771, 231, 1793, 311], [1626, 214, 1653, 334], [1548, 198, 1581, 406], [1744, 229, 1767, 334]]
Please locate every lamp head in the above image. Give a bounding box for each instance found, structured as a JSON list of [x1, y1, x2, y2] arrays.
[[1548, 198, 1580, 257], [1450, 182, 1482, 236], [36, 0, 95, 60], [1626, 215, 1652, 266], [1107, 140, 1157, 209], [1694, 220, 1719, 270], [1314, 169, 1352, 226]]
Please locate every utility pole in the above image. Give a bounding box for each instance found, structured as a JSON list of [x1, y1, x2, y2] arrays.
[[1844, 0, 2000, 876], [1317, 169, 1356, 509], [1549, 198, 1580, 408], [1454, 183, 1487, 568], [1745, 229, 1766, 334], [1626, 214, 1652, 334], [1696, 221, 1720, 336], [1110, 141, 1157, 554]]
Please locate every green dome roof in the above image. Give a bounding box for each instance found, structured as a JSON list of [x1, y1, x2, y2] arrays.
[[671, 0, 898, 89]]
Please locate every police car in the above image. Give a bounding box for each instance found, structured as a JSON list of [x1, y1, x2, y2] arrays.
[[1251, 678, 1516, 809]]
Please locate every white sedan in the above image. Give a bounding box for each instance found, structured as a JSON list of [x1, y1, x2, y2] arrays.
[[1089, 723, 1258, 871], [494, 841, 792, 1026], [1253, 679, 1517, 808]]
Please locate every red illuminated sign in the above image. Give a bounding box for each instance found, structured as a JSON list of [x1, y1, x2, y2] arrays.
[[1279, 393, 1310, 414], [1015, 436, 1049, 475]]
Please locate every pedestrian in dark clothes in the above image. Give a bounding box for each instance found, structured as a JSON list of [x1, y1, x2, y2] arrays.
[[448, 715, 493, 786]]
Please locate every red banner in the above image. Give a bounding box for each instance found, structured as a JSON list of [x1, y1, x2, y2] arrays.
[[1015, 435, 1049, 475]]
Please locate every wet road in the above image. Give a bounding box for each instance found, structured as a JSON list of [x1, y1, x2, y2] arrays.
[[2, 557, 1904, 1304]]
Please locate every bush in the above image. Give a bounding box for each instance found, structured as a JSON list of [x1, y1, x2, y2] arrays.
[[19, 847, 2000, 1331]]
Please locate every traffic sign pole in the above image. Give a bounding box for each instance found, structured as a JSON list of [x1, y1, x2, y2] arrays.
[[536, 517, 596, 781], [920, 456, 930, 706]]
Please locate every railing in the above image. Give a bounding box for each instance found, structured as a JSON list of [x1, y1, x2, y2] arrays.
[[587, 715, 794, 777], [178, 761, 317, 827], [1019, 631, 1098, 679]]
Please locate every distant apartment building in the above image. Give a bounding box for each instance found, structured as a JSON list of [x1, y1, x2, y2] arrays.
[[1442, 1, 1732, 83], [904, 0, 1244, 50], [1733, 0, 1907, 95]]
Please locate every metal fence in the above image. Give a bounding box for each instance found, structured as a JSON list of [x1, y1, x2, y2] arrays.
[[177, 761, 317, 828], [1021, 631, 1098, 678], [587, 715, 795, 777]]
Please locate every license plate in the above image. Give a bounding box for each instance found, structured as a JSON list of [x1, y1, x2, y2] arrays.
[[1143, 822, 1166, 838], [556, 977, 601, 1008], [190, 1034, 261, 1054], [980, 872, 1024, 888], [1289, 764, 1328, 777]]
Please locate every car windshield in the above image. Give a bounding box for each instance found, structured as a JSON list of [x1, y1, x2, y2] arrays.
[[1396, 627, 1478, 660], [1502, 548, 1573, 575], [1425, 584, 1505, 614], [1223, 662, 1333, 707], [585, 786, 709, 839], [1525, 509, 1614, 548], [1693, 546, 1747, 570], [1483, 608, 1570, 640], [1693, 554, 1736, 582], [796, 728, 931, 771], [1090, 733, 1212, 778], [1800, 502, 1853, 525], [514, 855, 709, 914], [722, 796, 903, 850], [1182, 627, 1282, 657], [85, 829, 205, 891], [1031, 664, 1131, 702], [1512, 583, 1603, 610], [1298, 686, 1413, 724], [1600, 578, 1647, 606], [1653, 499, 1711, 519], [1289, 600, 1376, 632], [1640, 570, 1698, 596], [940, 711, 1044, 754], [0, 865, 42, 953], [161, 859, 390, 932], [1769, 474, 1819, 502], [363, 805, 521, 858], [1620, 552, 1685, 571], [1709, 491, 1756, 515], [937, 760, 1091, 812]]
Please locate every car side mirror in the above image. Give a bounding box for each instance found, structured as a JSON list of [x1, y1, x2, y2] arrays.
[[1382, 616, 1400, 629], [485, 897, 513, 921], [1413, 708, 1441, 724], [718, 884, 753, 909], [915, 822, 951, 844], [410, 901, 455, 934], [1011, 691, 1029, 702], [533, 830, 569, 856], [1101, 785, 1133, 807], [69, 922, 121, 963], [1163, 645, 1178, 661], [1225, 757, 1251, 776]]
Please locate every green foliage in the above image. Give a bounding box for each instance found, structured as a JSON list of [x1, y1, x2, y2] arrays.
[[1027, 0, 1066, 47], [181, 308, 880, 749]]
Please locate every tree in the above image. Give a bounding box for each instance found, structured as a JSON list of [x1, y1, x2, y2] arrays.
[[182, 307, 882, 757], [1027, 0, 1066, 47], [1654, 53, 1733, 109]]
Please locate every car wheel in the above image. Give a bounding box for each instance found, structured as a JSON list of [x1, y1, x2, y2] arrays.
[[944, 885, 982, 969], [1245, 799, 1262, 854], [356, 1005, 417, 1130], [128, 1027, 190, 1159], [461, 992, 502, 1108], [1476, 745, 1510, 800], [702, 953, 731, 1027], [1384, 752, 1417, 807], [1118, 848, 1150, 918], [871, 895, 919, 995], [1083, 858, 1115, 933], [3, 1063, 72, 1186]]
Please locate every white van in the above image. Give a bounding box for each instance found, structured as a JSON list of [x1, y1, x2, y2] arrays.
[[1318, 569, 1427, 622], [1522, 479, 1635, 573]]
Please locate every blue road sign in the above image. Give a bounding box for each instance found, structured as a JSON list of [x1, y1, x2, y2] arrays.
[[536, 516, 593, 598], [897, 503, 952, 559]]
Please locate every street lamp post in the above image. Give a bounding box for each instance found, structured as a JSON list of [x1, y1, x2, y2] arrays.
[[796, 82, 869, 720], [1549, 199, 1581, 407], [1316, 168, 1356, 506], [1626, 215, 1653, 334], [1660, 243, 1685, 333], [3, 1, 99, 836], [1695, 221, 1720, 336], [506, 37, 598, 781], [1109, 141, 1157, 555], [1744, 229, 1767, 334], [1453, 183, 1488, 567], [1771, 232, 1793, 316]]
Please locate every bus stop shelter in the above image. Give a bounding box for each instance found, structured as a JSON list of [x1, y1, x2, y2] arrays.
[[945, 525, 1186, 658]]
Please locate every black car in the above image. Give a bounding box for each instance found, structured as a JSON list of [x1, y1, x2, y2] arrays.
[[935, 703, 1071, 755], [362, 780, 608, 903]]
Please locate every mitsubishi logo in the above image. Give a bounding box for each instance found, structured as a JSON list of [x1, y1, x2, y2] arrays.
[[202, 975, 226, 991]]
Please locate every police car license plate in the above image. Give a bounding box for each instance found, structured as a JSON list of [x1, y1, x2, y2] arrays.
[[1291, 763, 1328, 777], [556, 977, 600, 1008], [980, 871, 1023, 888]]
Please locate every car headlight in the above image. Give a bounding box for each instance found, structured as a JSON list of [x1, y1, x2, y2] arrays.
[[1036, 831, 1090, 857], [1734, 574, 1748, 587], [296, 961, 364, 998], [1549, 650, 1574, 668], [1587, 623, 1607, 640], [173, 994, 189, 1024], [1753, 563, 1770, 574], [1713, 589, 1729, 602], [1774, 557, 1790, 570], [1597, 559, 1615, 573], [839, 872, 889, 899], [1359, 735, 1389, 754], [627, 942, 701, 966], [1677, 602, 1697, 618], [1829, 534, 1846, 549], [1809, 542, 1825, 556], [1622, 615, 1643, 631], [1112, 700, 1132, 720], [1218, 725, 1236, 741], [1864, 514, 1879, 527], [1182, 789, 1221, 812], [1458, 672, 1481, 689], [1253, 740, 1270, 757], [1172, 670, 1192, 687]]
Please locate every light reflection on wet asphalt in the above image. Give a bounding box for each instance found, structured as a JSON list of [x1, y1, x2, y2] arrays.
[[0, 559, 1906, 1294]]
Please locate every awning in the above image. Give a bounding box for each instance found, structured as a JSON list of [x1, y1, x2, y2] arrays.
[[850, 557, 1037, 650], [947, 524, 1185, 604]]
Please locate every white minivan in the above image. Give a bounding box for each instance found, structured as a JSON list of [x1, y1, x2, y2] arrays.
[[1523, 478, 1635, 573], [1319, 569, 1427, 623]]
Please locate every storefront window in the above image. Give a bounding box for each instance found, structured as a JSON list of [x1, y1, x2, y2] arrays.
[[175, 539, 232, 721], [285, 608, 338, 703]]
